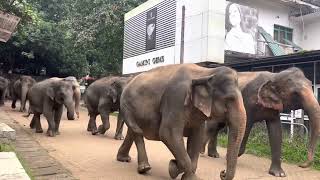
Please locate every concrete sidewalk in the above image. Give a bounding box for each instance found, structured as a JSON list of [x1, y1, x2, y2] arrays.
[[0, 108, 77, 180]]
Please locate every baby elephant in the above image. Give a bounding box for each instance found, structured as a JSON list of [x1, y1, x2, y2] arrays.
[[28, 78, 75, 137], [85, 76, 131, 139], [0, 76, 9, 106]]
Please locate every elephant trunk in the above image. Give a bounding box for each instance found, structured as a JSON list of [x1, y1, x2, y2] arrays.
[[73, 86, 81, 118], [65, 101, 75, 120], [299, 86, 320, 168], [222, 92, 247, 180], [20, 85, 28, 112]]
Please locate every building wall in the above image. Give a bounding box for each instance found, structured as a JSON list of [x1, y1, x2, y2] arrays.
[[300, 20, 320, 50]]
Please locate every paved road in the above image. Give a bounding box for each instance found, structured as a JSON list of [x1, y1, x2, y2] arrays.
[[2, 103, 320, 180]]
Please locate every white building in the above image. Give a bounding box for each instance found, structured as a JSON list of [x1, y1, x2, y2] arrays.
[[122, 0, 320, 74]]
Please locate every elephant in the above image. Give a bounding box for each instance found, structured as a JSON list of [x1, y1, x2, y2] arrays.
[[49, 77, 81, 119], [0, 76, 9, 106], [116, 64, 246, 180], [201, 67, 320, 177], [85, 76, 132, 139], [11, 75, 36, 112], [27, 78, 75, 137]]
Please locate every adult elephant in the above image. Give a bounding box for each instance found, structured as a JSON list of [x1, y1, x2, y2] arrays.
[[202, 67, 320, 177], [85, 76, 132, 139], [11, 76, 36, 111], [0, 76, 9, 106], [117, 64, 246, 180], [28, 79, 75, 137], [49, 77, 81, 119]]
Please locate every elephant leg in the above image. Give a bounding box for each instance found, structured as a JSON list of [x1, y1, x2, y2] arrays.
[[266, 118, 286, 177], [0, 89, 5, 106], [117, 128, 134, 162], [134, 134, 151, 174], [160, 128, 197, 180], [98, 111, 110, 134], [34, 113, 43, 133], [187, 124, 205, 173], [238, 118, 254, 157], [54, 105, 63, 135], [208, 130, 220, 158], [44, 109, 55, 137], [30, 115, 36, 129], [11, 96, 17, 109], [114, 111, 124, 140]]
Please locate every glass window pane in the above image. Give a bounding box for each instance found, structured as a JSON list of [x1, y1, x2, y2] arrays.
[[295, 63, 314, 84]]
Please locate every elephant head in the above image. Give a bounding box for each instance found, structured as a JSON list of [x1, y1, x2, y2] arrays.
[[19, 76, 36, 111], [47, 81, 75, 120], [185, 67, 247, 180], [62, 76, 81, 119], [257, 67, 320, 167]]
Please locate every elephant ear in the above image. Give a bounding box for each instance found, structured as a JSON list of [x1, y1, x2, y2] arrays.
[[184, 75, 213, 117], [106, 83, 117, 103], [46, 86, 55, 101], [257, 80, 283, 111]]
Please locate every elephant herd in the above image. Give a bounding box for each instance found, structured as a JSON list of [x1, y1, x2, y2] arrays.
[[0, 63, 319, 180]]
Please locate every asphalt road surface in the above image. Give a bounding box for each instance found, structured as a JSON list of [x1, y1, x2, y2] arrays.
[[3, 103, 320, 180]]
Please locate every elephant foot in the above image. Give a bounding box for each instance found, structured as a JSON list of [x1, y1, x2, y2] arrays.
[[169, 159, 182, 179], [11, 104, 16, 109], [208, 151, 220, 158], [30, 122, 35, 129], [114, 134, 124, 140], [117, 154, 131, 162], [269, 166, 286, 177], [181, 173, 201, 180], [98, 125, 109, 134], [55, 131, 60, 135], [299, 160, 313, 168], [87, 124, 92, 132], [46, 130, 56, 137], [220, 170, 226, 180], [137, 162, 151, 174], [19, 108, 25, 112], [238, 148, 245, 157], [91, 129, 98, 135], [35, 129, 43, 133], [0, 102, 4, 106]]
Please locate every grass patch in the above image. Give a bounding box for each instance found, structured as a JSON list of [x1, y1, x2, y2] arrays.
[[110, 112, 119, 117], [217, 124, 320, 170], [0, 143, 34, 179]]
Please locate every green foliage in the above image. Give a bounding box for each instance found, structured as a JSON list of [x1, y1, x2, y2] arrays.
[[0, 0, 147, 77], [217, 125, 320, 170]]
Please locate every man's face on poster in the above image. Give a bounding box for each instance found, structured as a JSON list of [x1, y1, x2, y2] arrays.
[[229, 4, 241, 27]]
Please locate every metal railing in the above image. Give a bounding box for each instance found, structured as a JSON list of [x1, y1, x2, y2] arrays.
[[280, 111, 309, 140]]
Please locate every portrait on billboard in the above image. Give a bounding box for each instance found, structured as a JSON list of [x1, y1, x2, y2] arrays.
[[225, 2, 258, 54], [146, 8, 157, 50]]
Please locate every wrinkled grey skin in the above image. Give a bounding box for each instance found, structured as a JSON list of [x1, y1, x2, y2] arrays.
[[85, 76, 131, 139], [28, 79, 75, 137], [49, 77, 81, 119], [0, 76, 9, 106], [11, 76, 36, 112], [202, 67, 320, 177], [117, 64, 246, 180]]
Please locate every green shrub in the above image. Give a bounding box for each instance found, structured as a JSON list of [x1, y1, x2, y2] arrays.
[[217, 123, 320, 170]]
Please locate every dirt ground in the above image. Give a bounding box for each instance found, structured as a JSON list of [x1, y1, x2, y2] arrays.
[[3, 102, 320, 180]]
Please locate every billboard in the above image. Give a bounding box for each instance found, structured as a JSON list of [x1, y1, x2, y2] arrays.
[[0, 11, 20, 42], [224, 2, 258, 54]]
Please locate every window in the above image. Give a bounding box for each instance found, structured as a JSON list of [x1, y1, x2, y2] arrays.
[[274, 25, 293, 44]]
